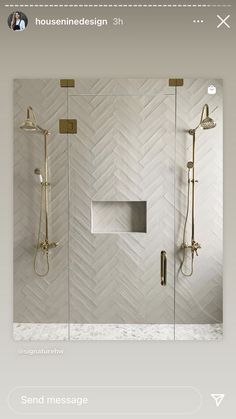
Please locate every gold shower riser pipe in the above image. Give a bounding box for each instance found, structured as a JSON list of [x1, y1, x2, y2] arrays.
[[191, 130, 196, 244], [181, 104, 216, 276], [44, 132, 49, 242], [187, 129, 201, 257]]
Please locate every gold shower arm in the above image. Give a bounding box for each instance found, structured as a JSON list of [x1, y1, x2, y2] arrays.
[[27, 106, 36, 121], [192, 104, 209, 131]]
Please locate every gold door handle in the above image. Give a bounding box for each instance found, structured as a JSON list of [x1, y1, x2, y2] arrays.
[[161, 250, 167, 286]]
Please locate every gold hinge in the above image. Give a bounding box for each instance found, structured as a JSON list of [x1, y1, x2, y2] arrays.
[[169, 78, 184, 87], [59, 119, 77, 134], [60, 79, 75, 88]]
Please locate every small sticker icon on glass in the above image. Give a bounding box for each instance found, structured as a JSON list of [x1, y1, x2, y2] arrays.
[[211, 393, 225, 407], [208, 85, 216, 95]]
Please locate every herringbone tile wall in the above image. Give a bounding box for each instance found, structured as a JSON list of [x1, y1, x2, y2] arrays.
[[69, 79, 176, 324], [13, 78, 223, 328]]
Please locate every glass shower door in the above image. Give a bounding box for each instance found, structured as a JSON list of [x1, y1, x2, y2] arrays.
[[68, 79, 176, 340]]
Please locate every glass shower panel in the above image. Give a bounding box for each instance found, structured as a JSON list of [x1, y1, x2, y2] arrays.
[[68, 80, 176, 340], [174, 79, 223, 340], [13, 79, 69, 340]]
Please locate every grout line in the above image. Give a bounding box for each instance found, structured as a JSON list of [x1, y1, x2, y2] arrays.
[[4, 4, 232, 8]]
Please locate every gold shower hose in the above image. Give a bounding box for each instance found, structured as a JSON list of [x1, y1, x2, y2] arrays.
[[180, 167, 194, 277], [33, 181, 50, 277]]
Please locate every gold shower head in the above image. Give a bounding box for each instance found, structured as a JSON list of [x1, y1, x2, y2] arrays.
[[200, 116, 216, 130], [20, 106, 48, 134], [20, 106, 37, 131], [189, 104, 216, 134], [20, 119, 37, 132], [199, 104, 216, 130]]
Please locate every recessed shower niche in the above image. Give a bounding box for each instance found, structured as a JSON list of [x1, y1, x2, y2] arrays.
[[13, 78, 223, 341], [91, 201, 147, 233]]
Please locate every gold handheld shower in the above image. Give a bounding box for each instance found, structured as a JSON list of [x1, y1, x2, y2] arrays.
[[181, 104, 216, 277], [34, 168, 43, 184], [20, 106, 58, 277]]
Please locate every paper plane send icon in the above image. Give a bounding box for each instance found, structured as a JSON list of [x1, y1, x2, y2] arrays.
[[211, 394, 225, 407]]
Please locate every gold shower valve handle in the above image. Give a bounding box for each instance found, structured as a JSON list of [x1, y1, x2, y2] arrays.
[[48, 241, 59, 249], [192, 241, 201, 256], [39, 240, 59, 253], [181, 241, 201, 255], [41, 181, 50, 187]]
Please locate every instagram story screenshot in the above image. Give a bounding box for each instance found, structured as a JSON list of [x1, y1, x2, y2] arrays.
[[0, 0, 235, 418]]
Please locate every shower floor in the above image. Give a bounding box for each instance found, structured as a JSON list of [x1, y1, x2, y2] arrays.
[[13, 323, 223, 341]]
